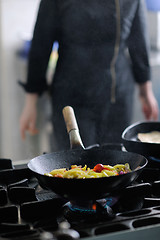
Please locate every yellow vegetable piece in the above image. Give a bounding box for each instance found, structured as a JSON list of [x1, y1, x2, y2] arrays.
[[49, 168, 66, 176], [45, 163, 131, 179]]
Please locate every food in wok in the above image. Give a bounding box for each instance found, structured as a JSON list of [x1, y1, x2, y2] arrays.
[[138, 131, 160, 144], [44, 163, 131, 179]]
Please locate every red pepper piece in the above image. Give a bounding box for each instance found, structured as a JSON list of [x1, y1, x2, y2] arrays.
[[93, 164, 104, 173]]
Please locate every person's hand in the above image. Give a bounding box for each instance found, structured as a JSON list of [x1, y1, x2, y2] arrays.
[[20, 93, 39, 140], [138, 81, 159, 121]]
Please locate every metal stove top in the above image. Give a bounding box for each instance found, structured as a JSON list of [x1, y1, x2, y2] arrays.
[[0, 153, 160, 240], [83, 225, 160, 240]]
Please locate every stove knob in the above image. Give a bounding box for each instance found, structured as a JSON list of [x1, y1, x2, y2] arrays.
[[55, 221, 80, 240], [40, 231, 57, 240]]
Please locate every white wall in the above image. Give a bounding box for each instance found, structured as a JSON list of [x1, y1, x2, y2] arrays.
[[0, 0, 51, 162], [147, 11, 160, 50]]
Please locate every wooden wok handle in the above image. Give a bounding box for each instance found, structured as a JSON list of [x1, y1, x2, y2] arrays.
[[62, 106, 84, 149], [62, 106, 79, 133]]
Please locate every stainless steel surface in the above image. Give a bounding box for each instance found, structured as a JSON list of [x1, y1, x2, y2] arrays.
[[83, 224, 160, 240]]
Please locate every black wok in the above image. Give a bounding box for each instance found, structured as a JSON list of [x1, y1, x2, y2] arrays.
[[122, 121, 160, 158], [28, 107, 147, 201]]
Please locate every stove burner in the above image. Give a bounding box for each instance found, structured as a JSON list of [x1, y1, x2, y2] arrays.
[[63, 197, 117, 223], [146, 156, 160, 169], [0, 151, 160, 239], [149, 156, 160, 163]]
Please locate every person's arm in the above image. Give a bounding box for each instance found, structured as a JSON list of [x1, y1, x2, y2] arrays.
[[20, 93, 38, 139], [138, 81, 159, 120], [127, 0, 159, 120], [128, 0, 151, 83], [19, 0, 58, 139], [24, 0, 58, 95]]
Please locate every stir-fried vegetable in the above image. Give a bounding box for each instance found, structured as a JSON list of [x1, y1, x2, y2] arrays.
[[44, 163, 131, 179]]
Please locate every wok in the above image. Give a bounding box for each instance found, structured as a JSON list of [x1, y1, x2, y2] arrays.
[[122, 121, 160, 159], [28, 107, 148, 201]]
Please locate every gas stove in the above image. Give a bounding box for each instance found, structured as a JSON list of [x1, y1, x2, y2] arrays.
[[0, 150, 160, 240]]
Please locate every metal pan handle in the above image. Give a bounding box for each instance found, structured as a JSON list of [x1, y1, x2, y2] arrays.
[[62, 106, 85, 149]]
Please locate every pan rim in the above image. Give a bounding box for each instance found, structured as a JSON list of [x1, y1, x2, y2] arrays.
[[28, 151, 148, 181], [122, 120, 160, 145]]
